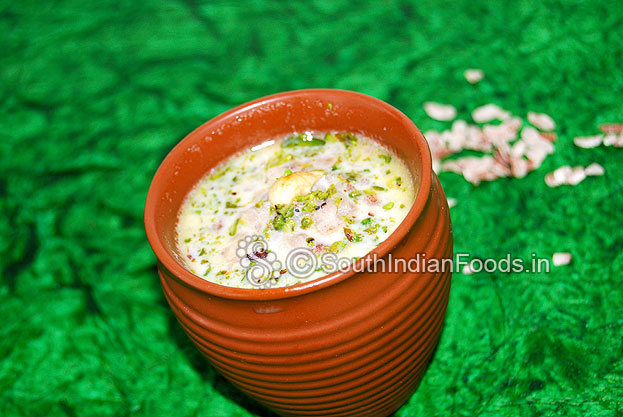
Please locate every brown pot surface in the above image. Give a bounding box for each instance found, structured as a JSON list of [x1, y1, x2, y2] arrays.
[[145, 89, 453, 417]]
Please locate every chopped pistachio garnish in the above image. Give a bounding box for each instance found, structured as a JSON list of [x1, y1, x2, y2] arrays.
[[324, 132, 338, 142], [342, 172, 358, 182], [229, 218, 240, 236], [301, 216, 313, 229], [267, 152, 293, 168], [364, 223, 380, 234], [336, 132, 358, 148], [284, 218, 295, 233], [343, 227, 363, 242], [272, 215, 285, 231], [328, 240, 347, 253], [282, 134, 326, 147], [208, 166, 229, 180]]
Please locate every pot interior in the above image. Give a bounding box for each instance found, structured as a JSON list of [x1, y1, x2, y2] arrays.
[[146, 89, 430, 290]]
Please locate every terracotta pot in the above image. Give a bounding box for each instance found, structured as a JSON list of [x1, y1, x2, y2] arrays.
[[145, 89, 453, 417]]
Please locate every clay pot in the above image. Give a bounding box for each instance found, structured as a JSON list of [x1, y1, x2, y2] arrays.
[[145, 89, 453, 416]]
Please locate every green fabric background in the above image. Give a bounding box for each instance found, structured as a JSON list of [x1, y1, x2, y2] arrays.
[[1, 0, 622, 416]]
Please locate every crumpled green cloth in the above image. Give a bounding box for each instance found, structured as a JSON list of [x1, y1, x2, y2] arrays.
[[1, 0, 621, 416]]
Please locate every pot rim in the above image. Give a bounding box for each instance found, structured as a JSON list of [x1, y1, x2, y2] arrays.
[[144, 88, 432, 301]]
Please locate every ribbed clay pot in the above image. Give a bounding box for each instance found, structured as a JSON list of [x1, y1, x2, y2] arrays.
[[145, 89, 453, 417]]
